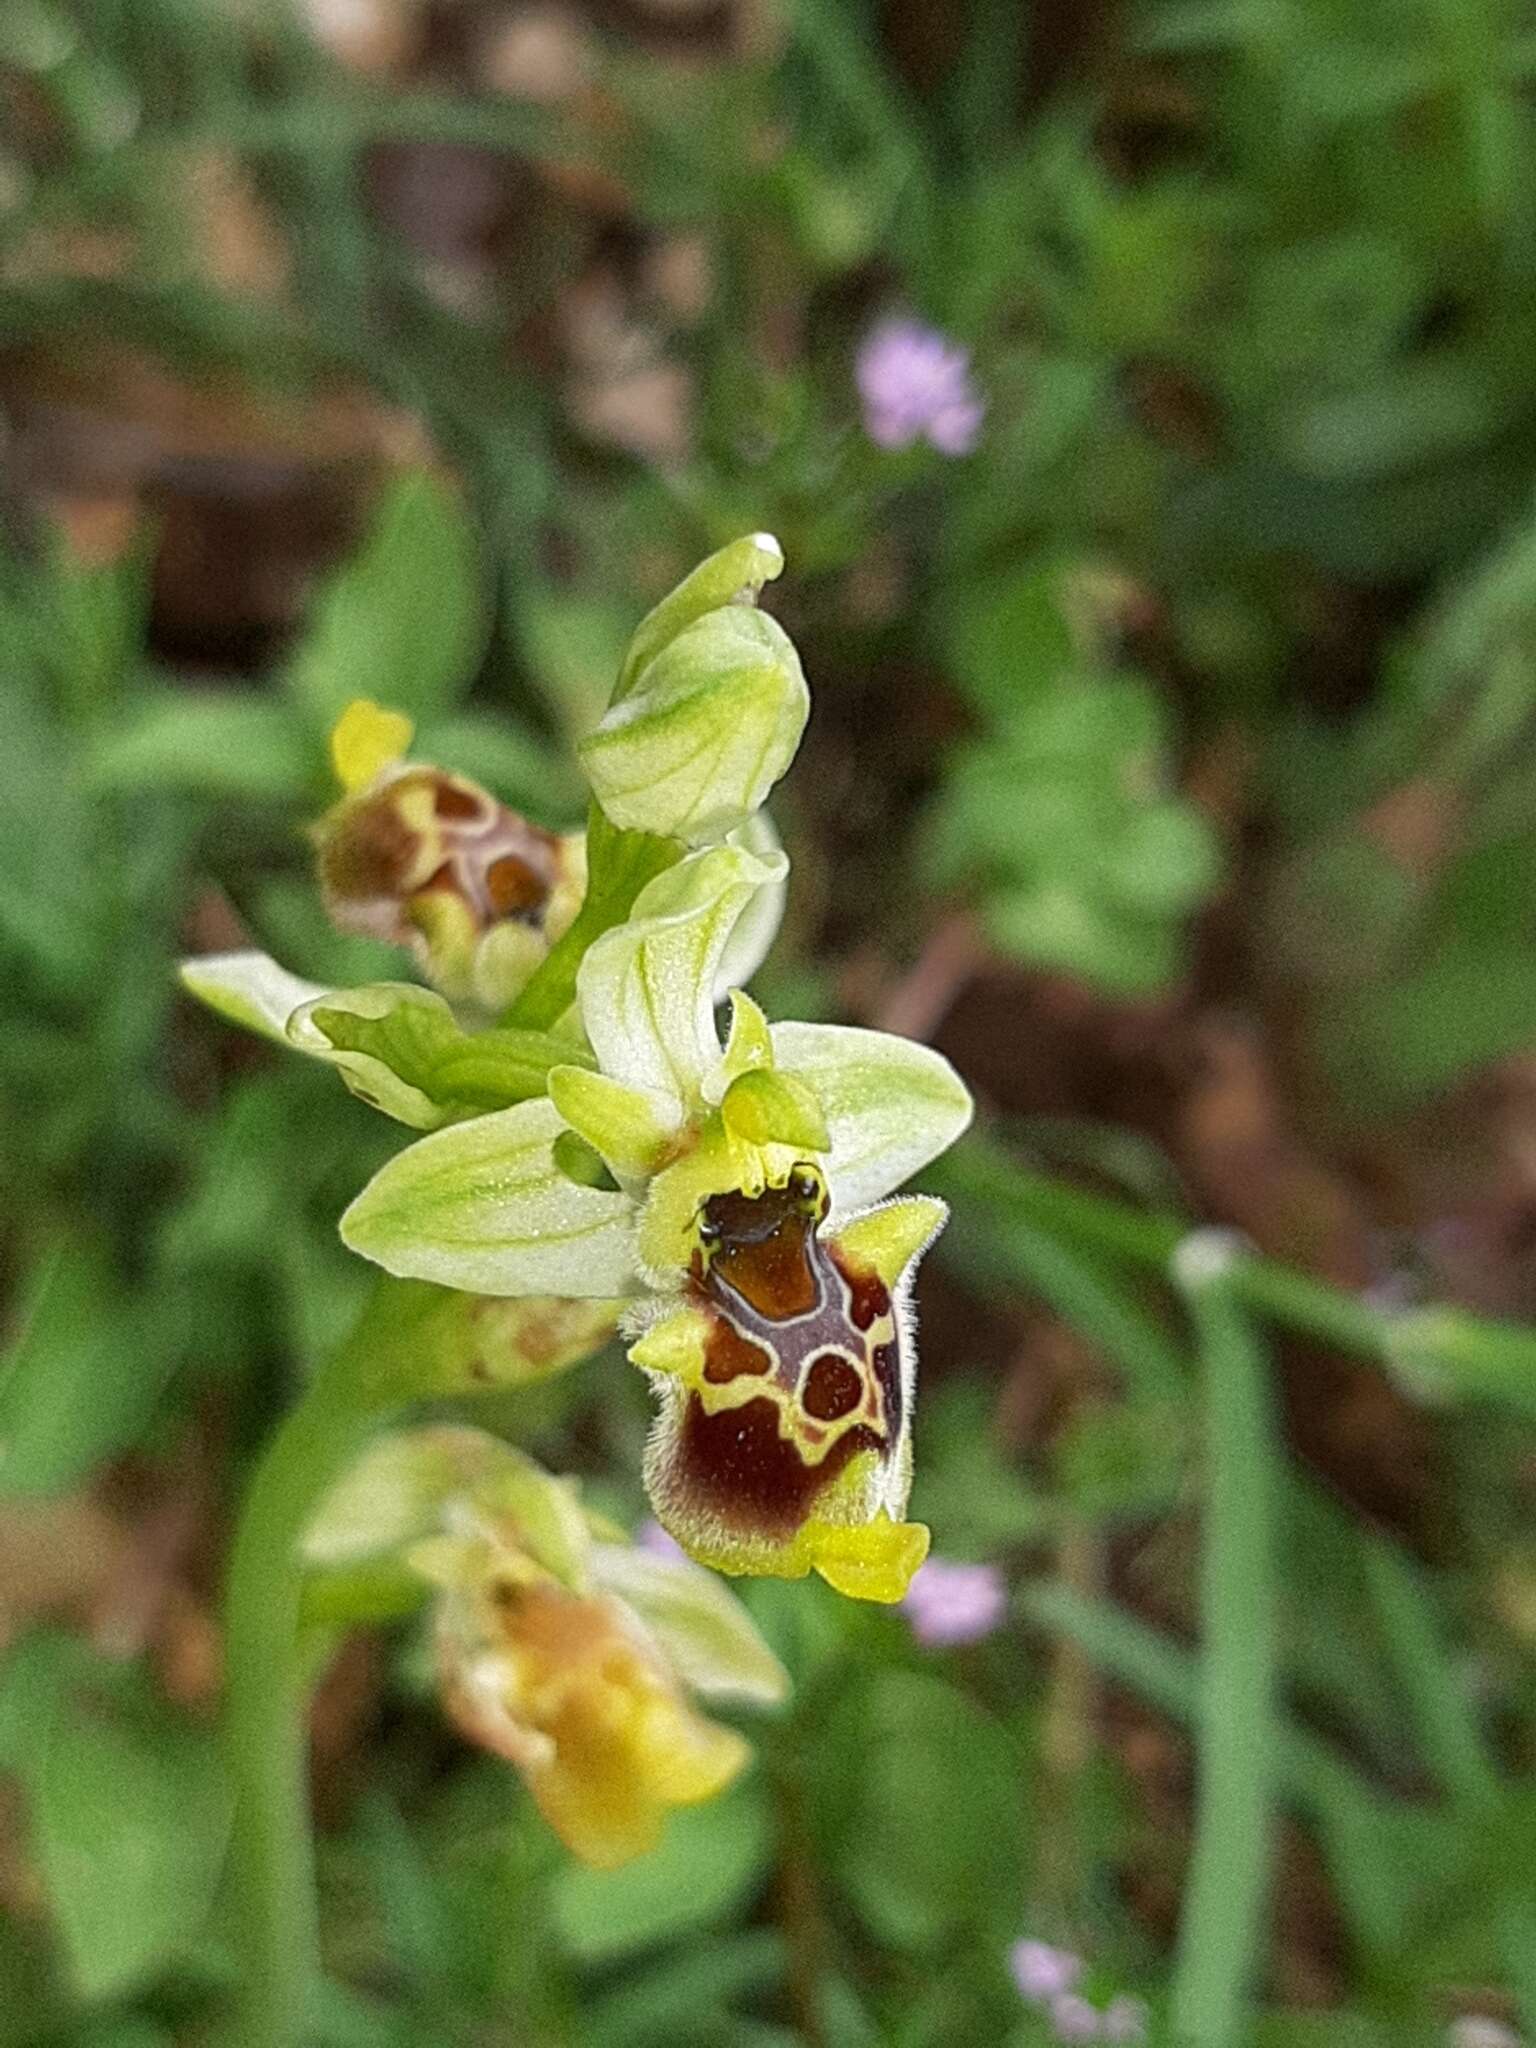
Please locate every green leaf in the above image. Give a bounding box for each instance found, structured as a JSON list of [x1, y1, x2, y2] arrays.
[[87, 690, 312, 800], [0, 1243, 167, 1496], [552, 1779, 770, 1962], [284, 470, 484, 730], [26, 1655, 231, 2001], [823, 1669, 1024, 1950], [941, 552, 1083, 719]]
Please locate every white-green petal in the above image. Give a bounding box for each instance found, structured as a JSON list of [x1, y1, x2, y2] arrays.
[[769, 1021, 974, 1216], [179, 949, 325, 1047], [713, 809, 786, 995], [577, 838, 788, 1107], [590, 1542, 789, 1705], [340, 1097, 640, 1298]]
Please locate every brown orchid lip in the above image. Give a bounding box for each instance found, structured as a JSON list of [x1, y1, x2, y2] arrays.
[[656, 1175, 907, 1548]]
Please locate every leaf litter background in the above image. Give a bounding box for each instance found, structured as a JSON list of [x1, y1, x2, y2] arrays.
[[5, 1, 1536, 2044]]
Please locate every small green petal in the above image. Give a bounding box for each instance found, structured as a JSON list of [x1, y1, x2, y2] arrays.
[[707, 989, 775, 1101], [831, 1196, 948, 1291], [720, 1068, 829, 1153], [549, 1064, 683, 1181], [770, 1022, 973, 1215], [340, 1096, 640, 1299]]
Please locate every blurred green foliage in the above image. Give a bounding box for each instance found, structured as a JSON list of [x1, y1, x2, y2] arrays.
[[5, 1, 1536, 2045]]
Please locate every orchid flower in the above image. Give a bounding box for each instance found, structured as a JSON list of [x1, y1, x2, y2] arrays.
[[338, 834, 972, 1601], [304, 1426, 786, 1867]]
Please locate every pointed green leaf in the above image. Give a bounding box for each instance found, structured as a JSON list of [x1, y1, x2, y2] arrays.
[[340, 1096, 639, 1297], [28, 1658, 231, 2002]]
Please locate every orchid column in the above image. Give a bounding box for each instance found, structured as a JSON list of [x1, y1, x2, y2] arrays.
[[189, 533, 971, 2045]]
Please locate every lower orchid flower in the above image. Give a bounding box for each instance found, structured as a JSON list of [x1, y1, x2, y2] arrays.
[[304, 1426, 787, 1867], [338, 835, 973, 1601]]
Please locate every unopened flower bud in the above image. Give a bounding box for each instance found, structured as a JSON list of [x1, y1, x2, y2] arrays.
[[314, 698, 584, 1009], [578, 535, 809, 844]]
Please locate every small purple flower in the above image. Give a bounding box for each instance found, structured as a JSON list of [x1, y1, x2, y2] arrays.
[[1010, 1939, 1083, 2005], [903, 1557, 1007, 1647], [635, 1518, 687, 1562], [1050, 1993, 1103, 2042], [855, 317, 985, 456], [1102, 1996, 1149, 2043]]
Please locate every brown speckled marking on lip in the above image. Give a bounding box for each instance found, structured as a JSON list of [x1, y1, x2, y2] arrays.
[[839, 1255, 892, 1332], [485, 854, 550, 919], [432, 779, 485, 821], [703, 1318, 774, 1385], [675, 1395, 880, 1536], [683, 1179, 908, 1532], [803, 1353, 863, 1420]]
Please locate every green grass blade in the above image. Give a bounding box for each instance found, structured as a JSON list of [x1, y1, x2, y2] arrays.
[[1170, 1240, 1280, 2048]]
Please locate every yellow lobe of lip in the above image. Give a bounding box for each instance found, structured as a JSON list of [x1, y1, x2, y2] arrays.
[[330, 697, 415, 792], [807, 1512, 930, 1603]]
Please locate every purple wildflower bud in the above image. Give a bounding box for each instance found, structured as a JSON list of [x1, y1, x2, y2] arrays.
[[635, 1518, 687, 1563], [1010, 1938, 1083, 2004], [903, 1557, 1008, 1647], [1050, 1992, 1103, 2042], [855, 317, 985, 457], [1102, 1996, 1149, 2042]]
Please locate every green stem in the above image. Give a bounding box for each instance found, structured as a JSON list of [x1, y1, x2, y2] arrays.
[[222, 1284, 408, 2048], [1170, 1250, 1279, 2048]]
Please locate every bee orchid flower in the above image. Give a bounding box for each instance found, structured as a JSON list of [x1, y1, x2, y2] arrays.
[[338, 835, 973, 1601], [304, 1426, 787, 1867]]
